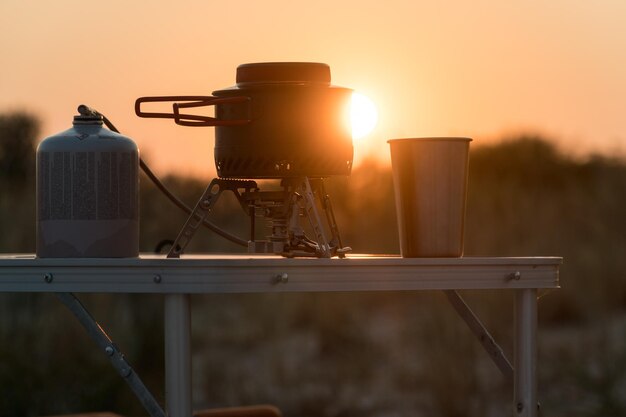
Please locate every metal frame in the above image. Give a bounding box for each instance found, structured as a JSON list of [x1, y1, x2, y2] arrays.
[[56, 292, 167, 417], [0, 254, 560, 417]]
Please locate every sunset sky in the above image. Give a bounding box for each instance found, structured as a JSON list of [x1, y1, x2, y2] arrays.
[[1, 0, 625, 178]]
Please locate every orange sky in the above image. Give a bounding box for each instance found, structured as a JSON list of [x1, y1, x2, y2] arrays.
[[1, 0, 625, 178]]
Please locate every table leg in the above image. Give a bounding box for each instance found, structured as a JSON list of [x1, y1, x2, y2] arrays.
[[165, 293, 192, 417], [57, 293, 166, 417], [444, 290, 514, 382], [514, 289, 538, 417]]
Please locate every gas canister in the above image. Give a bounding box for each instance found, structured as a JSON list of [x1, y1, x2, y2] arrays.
[[36, 108, 139, 257]]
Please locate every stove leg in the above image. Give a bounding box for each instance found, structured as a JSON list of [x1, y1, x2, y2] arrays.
[[514, 289, 538, 417], [165, 293, 192, 417]]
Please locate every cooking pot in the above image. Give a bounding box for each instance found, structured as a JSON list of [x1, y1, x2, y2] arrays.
[[135, 62, 354, 178]]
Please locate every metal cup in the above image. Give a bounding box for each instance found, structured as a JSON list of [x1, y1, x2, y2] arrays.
[[388, 137, 471, 257]]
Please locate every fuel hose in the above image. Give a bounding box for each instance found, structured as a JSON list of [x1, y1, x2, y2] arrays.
[[77, 105, 248, 247]]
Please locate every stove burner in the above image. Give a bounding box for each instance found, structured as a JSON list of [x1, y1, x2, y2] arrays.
[[166, 177, 351, 258]]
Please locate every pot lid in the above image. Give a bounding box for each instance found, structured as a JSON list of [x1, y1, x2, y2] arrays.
[[235, 62, 331, 87]]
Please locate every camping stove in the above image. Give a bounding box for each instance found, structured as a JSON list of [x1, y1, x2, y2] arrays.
[[135, 62, 353, 258], [167, 177, 349, 258]]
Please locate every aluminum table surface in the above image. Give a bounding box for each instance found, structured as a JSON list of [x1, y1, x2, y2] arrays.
[[0, 254, 561, 417], [0, 254, 560, 293]]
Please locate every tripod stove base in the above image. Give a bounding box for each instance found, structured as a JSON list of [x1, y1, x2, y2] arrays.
[[166, 177, 351, 259]]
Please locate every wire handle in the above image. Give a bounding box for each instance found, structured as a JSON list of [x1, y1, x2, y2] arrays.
[[135, 95, 251, 127]]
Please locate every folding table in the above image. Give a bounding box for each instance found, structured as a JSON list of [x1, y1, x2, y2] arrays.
[[0, 254, 561, 417]]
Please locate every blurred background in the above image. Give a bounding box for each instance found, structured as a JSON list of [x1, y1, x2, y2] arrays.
[[1, 1, 626, 416]]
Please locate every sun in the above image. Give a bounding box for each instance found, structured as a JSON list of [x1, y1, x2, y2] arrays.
[[351, 92, 378, 140]]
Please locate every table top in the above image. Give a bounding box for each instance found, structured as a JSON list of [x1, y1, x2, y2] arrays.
[[0, 254, 561, 293]]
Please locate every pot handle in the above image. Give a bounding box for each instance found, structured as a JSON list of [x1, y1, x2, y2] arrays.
[[135, 95, 251, 127]]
